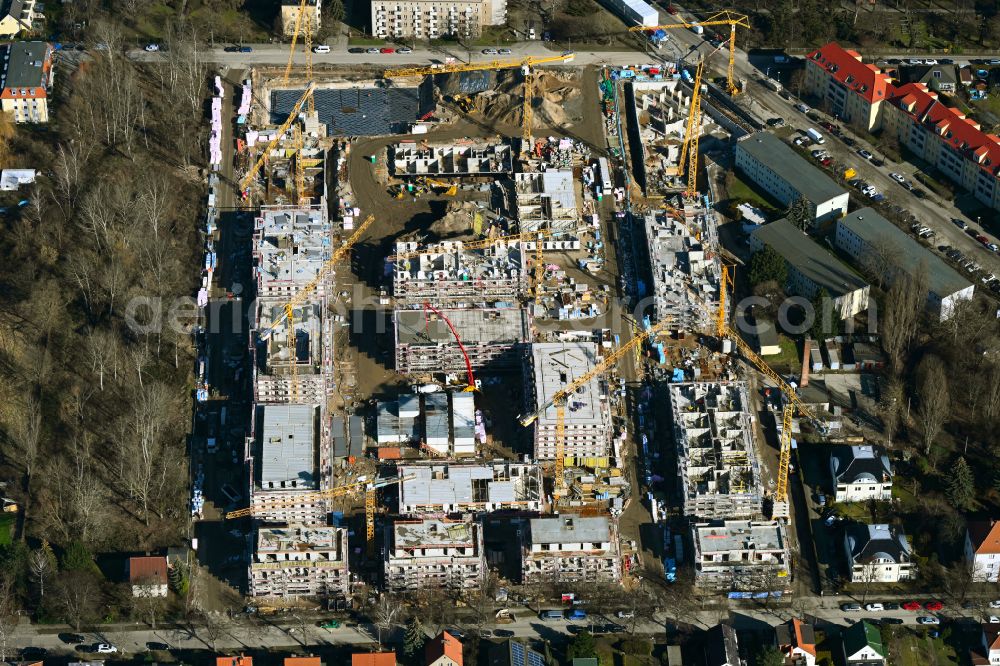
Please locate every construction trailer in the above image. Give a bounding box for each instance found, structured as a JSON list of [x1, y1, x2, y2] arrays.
[[250, 525, 350, 598], [384, 516, 486, 591], [521, 515, 622, 584], [670, 382, 764, 520]]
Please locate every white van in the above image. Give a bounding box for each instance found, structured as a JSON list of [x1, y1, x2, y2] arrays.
[[312, 45, 331, 54]]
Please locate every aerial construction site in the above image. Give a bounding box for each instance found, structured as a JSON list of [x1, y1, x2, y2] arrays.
[[194, 8, 831, 611]]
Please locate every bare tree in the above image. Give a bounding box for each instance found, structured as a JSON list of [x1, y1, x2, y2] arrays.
[[29, 541, 56, 598], [115, 382, 178, 524], [0, 575, 18, 661], [13, 393, 43, 483], [373, 594, 401, 647], [879, 376, 904, 445], [54, 570, 99, 631], [132, 580, 166, 629], [880, 265, 928, 373], [916, 355, 950, 454]]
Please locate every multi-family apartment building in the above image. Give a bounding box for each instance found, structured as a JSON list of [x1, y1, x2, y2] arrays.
[[392, 240, 528, 305], [521, 516, 621, 584], [829, 445, 893, 503], [966, 519, 1000, 583], [835, 207, 973, 320], [749, 218, 870, 319], [384, 516, 486, 591], [249, 525, 350, 598], [803, 41, 1000, 216], [691, 520, 791, 592], [526, 342, 612, 462], [280, 0, 320, 36], [734, 133, 849, 228], [394, 307, 529, 375], [371, 0, 505, 40], [1, 41, 53, 123], [843, 523, 916, 583], [398, 462, 543, 514], [803, 42, 891, 131]]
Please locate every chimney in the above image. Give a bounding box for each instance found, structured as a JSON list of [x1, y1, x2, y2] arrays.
[[800, 338, 812, 388]]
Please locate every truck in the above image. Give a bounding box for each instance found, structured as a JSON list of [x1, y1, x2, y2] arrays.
[[806, 128, 825, 144], [762, 77, 782, 92], [690, 23, 704, 35]]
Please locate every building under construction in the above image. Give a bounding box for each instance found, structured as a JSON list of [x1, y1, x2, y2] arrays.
[[249, 525, 350, 598], [514, 170, 580, 231], [392, 240, 528, 305], [393, 307, 530, 375], [384, 516, 486, 591], [376, 392, 478, 456], [252, 206, 333, 406], [521, 516, 621, 584], [642, 203, 722, 331], [247, 403, 328, 525], [397, 461, 543, 514], [526, 342, 612, 461], [670, 382, 764, 520], [391, 141, 513, 176]]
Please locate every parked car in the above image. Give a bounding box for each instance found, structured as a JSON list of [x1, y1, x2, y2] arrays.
[[567, 609, 588, 620], [482, 48, 498, 55], [95, 644, 118, 654], [841, 603, 862, 612], [366, 47, 380, 54], [884, 602, 901, 611], [902, 601, 922, 611], [925, 600, 945, 611], [318, 619, 341, 629], [767, 117, 784, 127], [348, 47, 365, 53], [495, 629, 515, 637], [144, 43, 160, 52], [857, 149, 874, 160], [820, 121, 836, 131], [917, 616, 940, 625], [617, 610, 635, 619], [881, 618, 904, 625], [60, 633, 86, 644], [239, 46, 252, 52], [912, 188, 926, 198], [865, 603, 885, 612], [795, 103, 810, 113], [397, 47, 413, 53], [499, 48, 512, 54], [988, 600, 1000, 608], [889, 172, 906, 183], [146, 642, 170, 651], [20, 647, 47, 658], [379, 47, 395, 53], [312, 45, 331, 54], [224, 45, 240, 52]]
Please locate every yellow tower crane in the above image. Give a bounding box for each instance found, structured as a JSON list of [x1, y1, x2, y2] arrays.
[[260, 214, 376, 346], [628, 10, 751, 96], [676, 59, 704, 200], [240, 83, 317, 195], [519, 317, 674, 500]]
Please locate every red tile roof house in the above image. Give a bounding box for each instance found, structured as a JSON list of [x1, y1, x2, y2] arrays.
[[426, 630, 463, 666], [803, 43, 892, 131], [882, 82, 1000, 212], [128, 555, 169, 598], [966, 519, 1000, 582], [352, 652, 397, 666], [970, 622, 1000, 665], [775, 618, 817, 666]]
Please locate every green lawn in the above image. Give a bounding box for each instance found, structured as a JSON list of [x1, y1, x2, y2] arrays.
[[0, 513, 14, 546], [762, 334, 799, 375], [728, 174, 780, 213], [890, 631, 958, 666]]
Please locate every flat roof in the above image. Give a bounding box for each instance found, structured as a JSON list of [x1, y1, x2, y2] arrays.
[[752, 218, 869, 297], [396, 307, 529, 345], [398, 462, 541, 506], [257, 525, 341, 552], [838, 207, 972, 297], [531, 342, 607, 428], [259, 404, 317, 490], [392, 519, 478, 548], [694, 520, 787, 552], [529, 516, 610, 544], [2, 42, 48, 90], [738, 133, 847, 204]]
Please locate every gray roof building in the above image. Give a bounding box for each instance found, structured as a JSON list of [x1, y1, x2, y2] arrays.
[[272, 81, 434, 136], [258, 404, 317, 490], [528, 516, 611, 545], [737, 132, 847, 217], [835, 207, 973, 319], [2, 41, 50, 91], [752, 218, 869, 298]]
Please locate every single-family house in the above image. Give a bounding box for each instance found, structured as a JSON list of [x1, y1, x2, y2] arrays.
[[897, 64, 958, 94], [774, 618, 817, 666], [705, 623, 740, 666], [966, 519, 1000, 583], [0, 0, 34, 37], [842, 620, 886, 665], [426, 631, 462, 666], [830, 445, 893, 502], [128, 555, 169, 598], [970, 622, 1000, 665]]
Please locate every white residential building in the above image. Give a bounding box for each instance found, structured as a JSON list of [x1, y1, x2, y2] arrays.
[[843, 523, 916, 583], [830, 445, 893, 502], [734, 133, 849, 228], [250, 525, 350, 598], [966, 520, 1000, 583], [371, 0, 506, 40], [385, 516, 486, 591]]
